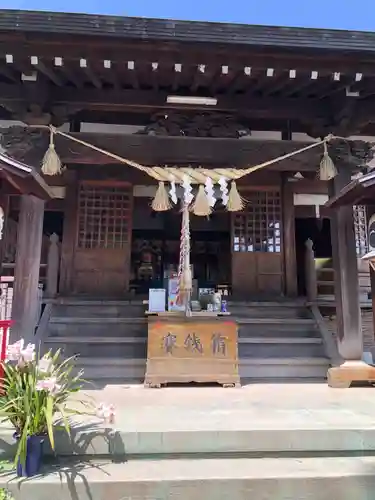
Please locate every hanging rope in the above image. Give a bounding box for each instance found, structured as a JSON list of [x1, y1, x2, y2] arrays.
[[38, 125, 332, 184], [176, 202, 192, 313]]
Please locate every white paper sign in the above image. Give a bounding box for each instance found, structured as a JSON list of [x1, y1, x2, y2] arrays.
[[148, 288, 166, 312], [168, 278, 185, 312]]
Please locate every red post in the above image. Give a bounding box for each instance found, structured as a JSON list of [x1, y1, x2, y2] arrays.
[[0, 319, 13, 381]]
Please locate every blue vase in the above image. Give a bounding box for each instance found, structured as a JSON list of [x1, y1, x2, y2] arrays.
[[14, 434, 45, 477]]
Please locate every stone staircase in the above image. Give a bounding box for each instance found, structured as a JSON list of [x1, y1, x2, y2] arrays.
[[316, 258, 371, 305], [2, 384, 375, 500], [41, 299, 330, 385]]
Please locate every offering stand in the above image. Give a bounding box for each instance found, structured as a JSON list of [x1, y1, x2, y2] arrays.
[[144, 311, 240, 388]]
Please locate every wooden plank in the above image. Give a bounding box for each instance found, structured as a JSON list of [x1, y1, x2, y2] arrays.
[[144, 318, 240, 387], [11, 194, 44, 343]]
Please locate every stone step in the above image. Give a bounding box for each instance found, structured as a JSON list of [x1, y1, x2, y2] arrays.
[[4, 456, 375, 500], [52, 304, 146, 318], [226, 306, 311, 319], [47, 321, 147, 338], [49, 316, 147, 324], [49, 316, 314, 325], [75, 357, 329, 382], [45, 339, 147, 359], [45, 335, 324, 360], [239, 342, 325, 358], [238, 323, 319, 337], [236, 317, 315, 325]]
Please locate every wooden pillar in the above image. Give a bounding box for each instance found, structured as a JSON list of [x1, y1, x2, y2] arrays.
[[46, 233, 60, 297], [59, 171, 78, 294], [327, 168, 365, 387], [281, 174, 297, 296], [11, 195, 45, 343], [305, 239, 317, 303]]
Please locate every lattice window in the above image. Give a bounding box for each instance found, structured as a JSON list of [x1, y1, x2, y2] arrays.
[[233, 191, 282, 253], [77, 184, 131, 249], [353, 205, 368, 257]]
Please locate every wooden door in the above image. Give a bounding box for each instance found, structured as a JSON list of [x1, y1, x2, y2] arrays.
[[231, 189, 283, 297], [73, 181, 133, 295]]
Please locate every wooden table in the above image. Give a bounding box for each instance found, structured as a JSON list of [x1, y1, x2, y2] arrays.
[[144, 312, 240, 388]]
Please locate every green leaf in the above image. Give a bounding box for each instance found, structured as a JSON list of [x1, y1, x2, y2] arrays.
[[44, 396, 54, 450]]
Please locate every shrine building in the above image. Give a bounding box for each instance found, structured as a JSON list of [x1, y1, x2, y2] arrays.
[[0, 9, 374, 384]]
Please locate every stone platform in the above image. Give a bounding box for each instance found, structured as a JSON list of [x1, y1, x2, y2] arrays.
[[2, 383, 375, 499]]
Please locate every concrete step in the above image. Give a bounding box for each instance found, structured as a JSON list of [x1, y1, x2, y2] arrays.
[[4, 456, 375, 500]]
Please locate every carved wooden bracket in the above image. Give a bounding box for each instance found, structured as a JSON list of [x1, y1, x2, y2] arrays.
[[137, 111, 252, 138]]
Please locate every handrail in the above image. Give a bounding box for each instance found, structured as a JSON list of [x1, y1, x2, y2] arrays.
[[310, 304, 342, 366]]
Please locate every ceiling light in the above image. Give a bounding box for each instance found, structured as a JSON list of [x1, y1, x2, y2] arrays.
[[166, 95, 217, 106]]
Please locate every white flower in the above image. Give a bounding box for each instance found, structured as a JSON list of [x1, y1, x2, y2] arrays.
[[96, 403, 115, 424], [20, 343, 35, 364], [6, 339, 24, 362], [36, 376, 61, 394], [6, 339, 35, 365], [37, 355, 53, 374]]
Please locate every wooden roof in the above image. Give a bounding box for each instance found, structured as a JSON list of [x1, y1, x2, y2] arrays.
[[2, 10, 375, 136], [0, 152, 53, 198], [325, 171, 375, 208], [1, 10, 375, 52]]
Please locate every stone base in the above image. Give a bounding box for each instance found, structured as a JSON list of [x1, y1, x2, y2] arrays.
[[327, 360, 375, 388]]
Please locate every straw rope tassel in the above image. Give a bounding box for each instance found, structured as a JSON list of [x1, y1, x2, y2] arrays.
[[41, 128, 63, 176], [192, 184, 211, 216], [151, 181, 171, 211], [319, 141, 337, 181], [227, 180, 245, 211]]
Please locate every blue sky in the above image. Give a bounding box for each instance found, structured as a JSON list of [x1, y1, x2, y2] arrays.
[[1, 0, 374, 31]]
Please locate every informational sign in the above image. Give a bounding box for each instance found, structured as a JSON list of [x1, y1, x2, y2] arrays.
[[167, 278, 185, 312], [148, 288, 166, 313]]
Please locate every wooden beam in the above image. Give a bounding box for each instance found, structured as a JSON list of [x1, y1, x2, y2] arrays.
[[30, 56, 64, 86], [151, 62, 159, 91], [0, 63, 18, 83], [190, 64, 206, 92], [57, 59, 83, 88], [50, 133, 325, 169], [80, 59, 102, 89], [127, 61, 139, 90], [11, 195, 45, 343], [172, 63, 182, 91]]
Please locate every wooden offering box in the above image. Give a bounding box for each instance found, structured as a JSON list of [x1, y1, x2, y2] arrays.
[[144, 312, 240, 388]]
